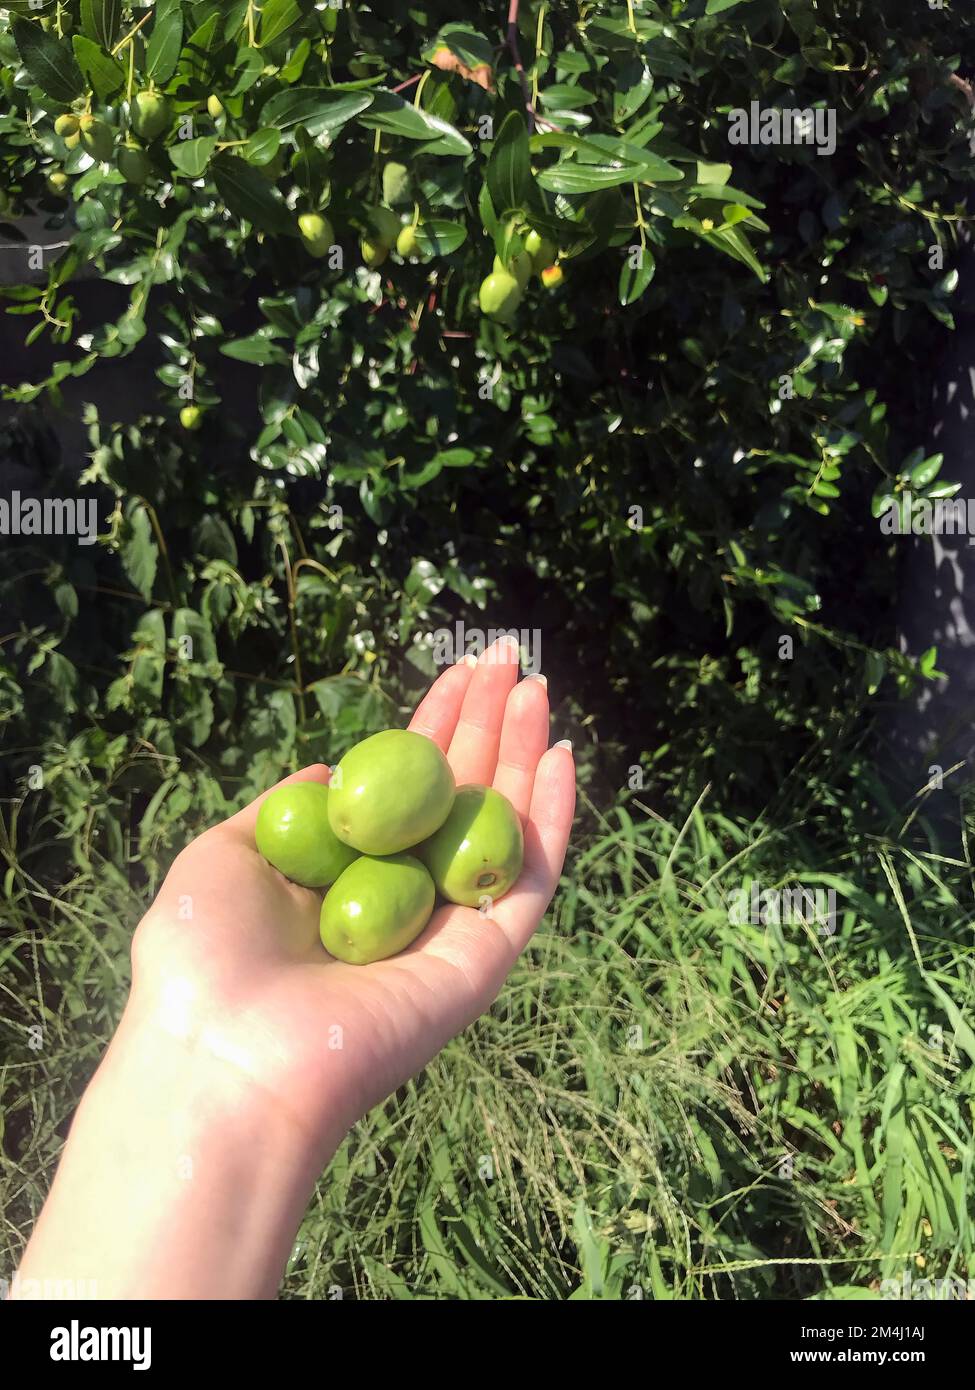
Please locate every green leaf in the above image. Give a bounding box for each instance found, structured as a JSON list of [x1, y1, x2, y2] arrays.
[[865, 651, 885, 695], [925, 481, 961, 501], [172, 682, 214, 747], [702, 223, 767, 282], [195, 514, 238, 564], [613, 59, 653, 124], [171, 611, 216, 669], [586, 17, 659, 53], [909, 453, 943, 489], [618, 248, 655, 305], [358, 93, 472, 155], [540, 84, 597, 111], [414, 221, 467, 257], [401, 458, 447, 490], [245, 127, 282, 166], [538, 143, 681, 193], [572, 1203, 608, 1298], [220, 329, 289, 364], [212, 152, 295, 235], [259, 0, 301, 48], [41, 651, 79, 712], [719, 204, 752, 228], [179, 11, 222, 83], [924, 976, 975, 1067], [80, 0, 121, 50], [706, 0, 752, 12], [71, 35, 125, 102], [169, 136, 218, 178], [557, 164, 643, 194], [230, 46, 265, 96], [537, 162, 641, 193], [486, 111, 532, 220], [880, 1062, 907, 1251], [478, 180, 499, 238], [121, 502, 158, 601], [280, 36, 311, 84], [259, 87, 372, 138], [423, 23, 494, 70], [696, 160, 733, 186], [146, 7, 184, 86], [12, 17, 85, 104]]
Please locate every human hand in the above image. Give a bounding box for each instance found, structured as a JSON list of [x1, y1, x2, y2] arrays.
[[15, 637, 574, 1298], [129, 636, 575, 1155]]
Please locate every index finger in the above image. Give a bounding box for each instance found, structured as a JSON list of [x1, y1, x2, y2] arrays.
[[408, 657, 477, 751]]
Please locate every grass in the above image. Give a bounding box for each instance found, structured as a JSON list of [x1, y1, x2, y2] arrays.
[[2, 763, 974, 1299]]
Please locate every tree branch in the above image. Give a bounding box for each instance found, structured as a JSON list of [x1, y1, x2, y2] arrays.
[[506, 0, 561, 133]]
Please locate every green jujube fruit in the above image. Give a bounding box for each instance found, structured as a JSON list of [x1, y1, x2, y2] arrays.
[[320, 853, 435, 965], [298, 212, 334, 257], [361, 237, 389, 267], [494, 251, 531, 290], [524, 229, 557, 274], [418, 785, 524, 907], [79, 116, 113, 162], [131, 91, 171, 142], [256, 782, 359, 887], [478, 270, 522, 322], [328, 729, 455, 856], [118, 145, 151, 186], [396, 224, 419, 259], [382, 161, 411, 206]]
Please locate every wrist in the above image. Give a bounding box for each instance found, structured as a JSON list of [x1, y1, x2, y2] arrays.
[[17, 998, 337, 1299], [106, 992, 339, 1170]]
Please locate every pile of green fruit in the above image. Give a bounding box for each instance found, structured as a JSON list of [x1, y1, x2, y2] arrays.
[[479, 229, 563, 324], [49, 89, 172, 189], [255, 730, 524, 965]]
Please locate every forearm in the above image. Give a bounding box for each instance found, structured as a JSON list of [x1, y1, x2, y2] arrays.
[[13, 1000, 336, 1300]]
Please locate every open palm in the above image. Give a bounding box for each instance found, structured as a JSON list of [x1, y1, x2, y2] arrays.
[[130, 637, 575, 1158]]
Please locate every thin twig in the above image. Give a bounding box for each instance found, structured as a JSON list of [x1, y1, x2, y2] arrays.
[[949, 72, 975, 108], [506, 0, 561, 134]]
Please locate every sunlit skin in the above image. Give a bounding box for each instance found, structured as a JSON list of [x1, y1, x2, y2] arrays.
[[14, 636, 574, 1298]]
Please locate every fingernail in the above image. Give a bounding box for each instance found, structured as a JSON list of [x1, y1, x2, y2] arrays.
[[525, 672, 547, 687], [554, 739, 572, 752], [457, 654, 477, 668]]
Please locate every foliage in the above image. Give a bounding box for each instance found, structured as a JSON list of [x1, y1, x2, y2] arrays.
[[4, 763, 974, 1299], [0, 2, 973, 845], [1, 0, 975, 1300]]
